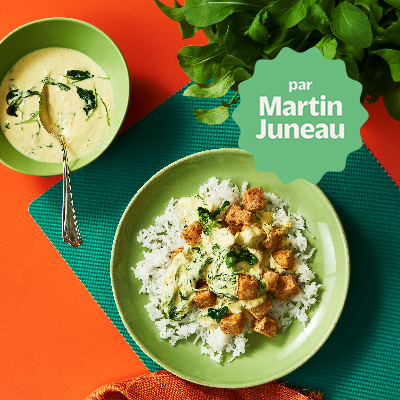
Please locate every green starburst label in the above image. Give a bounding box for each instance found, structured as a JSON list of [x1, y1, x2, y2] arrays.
[[233, 47, 368, 184]]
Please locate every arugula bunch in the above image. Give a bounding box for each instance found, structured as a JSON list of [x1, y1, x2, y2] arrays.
[[155, 0, 400, 125]]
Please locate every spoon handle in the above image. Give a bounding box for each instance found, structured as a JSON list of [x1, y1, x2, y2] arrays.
[[60, 138, 83, 247]]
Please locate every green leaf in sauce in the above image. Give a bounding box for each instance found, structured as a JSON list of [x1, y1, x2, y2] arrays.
[[168, 305, 188, 321], [100, 96, 110, 126], [41, 77, 70, 91], [4, 121, 10, 129], [65, 70, 94, 82], [76, 86, 98, 120], [197, 200, 230, 235], [207, 306, 228, 323], [225, 249, 257, 268], [14, 90, 43, 125]]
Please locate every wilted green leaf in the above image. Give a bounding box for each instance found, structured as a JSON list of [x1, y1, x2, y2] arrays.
[[177, 43, 227, 83], [184, 0, 264, 27], [330, 1, 373, 48], [183, 70, 235, 98], [315, 35, 337, 59], [371, 49, 400, 81], [194, 105, 230, 124]]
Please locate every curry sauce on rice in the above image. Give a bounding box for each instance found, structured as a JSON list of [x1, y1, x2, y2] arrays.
[[133, 178, 320, 363]]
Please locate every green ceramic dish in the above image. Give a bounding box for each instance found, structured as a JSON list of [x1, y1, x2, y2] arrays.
[[0, 18, 129, 176], [111, 149, 350, 388]]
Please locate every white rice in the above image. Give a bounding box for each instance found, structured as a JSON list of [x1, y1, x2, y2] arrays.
[[133, 178, 320, 363]]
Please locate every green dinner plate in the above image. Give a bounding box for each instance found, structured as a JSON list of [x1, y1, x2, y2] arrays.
[[111, 148, 350, 388]]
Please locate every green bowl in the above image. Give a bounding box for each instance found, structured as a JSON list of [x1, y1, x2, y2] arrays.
[[0, 18, 129, 176], [111, 149, 350, 388]]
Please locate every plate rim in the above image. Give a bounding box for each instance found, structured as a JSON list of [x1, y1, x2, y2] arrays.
[[110, 148, 350, 388]]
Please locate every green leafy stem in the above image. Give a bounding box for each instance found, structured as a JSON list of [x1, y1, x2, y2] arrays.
[[155, 0, 400, 124]]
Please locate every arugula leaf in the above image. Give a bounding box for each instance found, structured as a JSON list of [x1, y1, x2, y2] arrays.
[[6, 88, 43, 124], [330, 1, 373, 48], [183, 69, 235, 98], [225, 248, 258, 268], [268, 0, 317, 29], [248, 6, 269, 44], [194, 105, 230, 124], [383, 82, 400, 120], [225, 12, 263, 65], [184, 0, 265, 27], [299, 4, 330, 34], [178, 43, 227, 83], [211, 200, 230, 218], [157, 0, 400, 122], [315, 35, 338, 60], [371, 49, 400, 82]]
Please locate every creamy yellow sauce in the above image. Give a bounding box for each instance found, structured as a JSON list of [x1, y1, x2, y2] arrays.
[[0, 47, 114, 162], [161, 196, 295, 324]]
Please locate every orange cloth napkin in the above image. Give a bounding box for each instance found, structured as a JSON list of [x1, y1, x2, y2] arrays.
[[85, 370, 323, 400]]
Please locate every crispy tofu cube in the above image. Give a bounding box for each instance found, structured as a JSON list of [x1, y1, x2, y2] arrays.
[[241, 187, 266, 211], [275, 274, 300, 301], [180, 221, 203, 245], [171, 248, 184, 261], [219, 311, 245, 335], [248, 297, 273, 319], [235, 224, 265, 246], [252, 315, 279, 338], [272, 249, 295, 270], [262, 227, 285, 249], [226, 225, 240, 235], [224, 204, 252, 228], [262, 269, 279, 291], [194, 280, 217, 309], [237, 274, 259, 300]]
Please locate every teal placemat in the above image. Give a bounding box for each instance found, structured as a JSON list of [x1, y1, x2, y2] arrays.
[[29, 84, 400, 399]]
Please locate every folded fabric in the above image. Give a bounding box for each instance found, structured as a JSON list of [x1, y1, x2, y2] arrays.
[[85, 370, 323, 400]]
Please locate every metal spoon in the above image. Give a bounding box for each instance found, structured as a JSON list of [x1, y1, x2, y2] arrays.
[[40, 84, 83, 247]]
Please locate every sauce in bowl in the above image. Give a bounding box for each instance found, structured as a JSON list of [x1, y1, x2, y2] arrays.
[[0, 47, 114, 163]]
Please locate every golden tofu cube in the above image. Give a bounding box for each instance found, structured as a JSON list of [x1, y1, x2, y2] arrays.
[[237, 274, 259, 300], [219, 311, 245, 335], [226, 225, 240, 235], [241, 187, 266, 211], [194, 281, 217, 309], [248, 298, 273, 319], [252, 315, 279, 337], [180, 221, 203, 246], [275, 274, 300, 301], [262, 227, 285, 249], [224, 204, 253, 228], [272, 249, 295, 270], [262, 269, 279, 291]]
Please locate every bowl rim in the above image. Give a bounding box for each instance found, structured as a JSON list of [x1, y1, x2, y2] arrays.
[[110, 148, 350, 388], [0, 17, 130, 176]]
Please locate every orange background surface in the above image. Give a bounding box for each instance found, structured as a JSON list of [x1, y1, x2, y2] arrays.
[[0, 2, 399, 399]]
